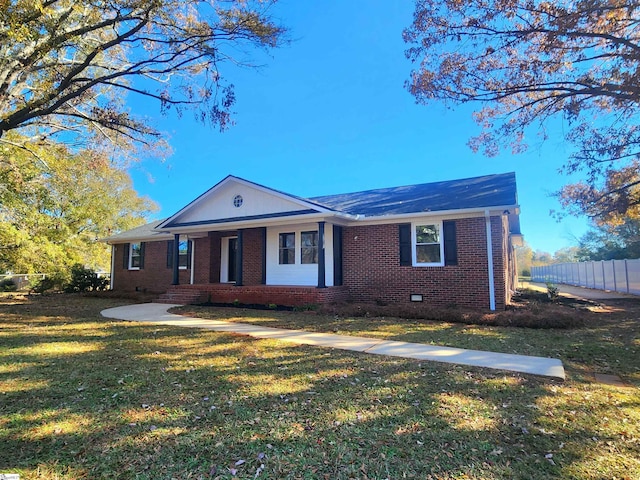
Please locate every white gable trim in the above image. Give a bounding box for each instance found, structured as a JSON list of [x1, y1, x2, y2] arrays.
[[156, 176, 344, 231]]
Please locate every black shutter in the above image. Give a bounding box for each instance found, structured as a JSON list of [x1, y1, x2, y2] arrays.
[[333, 225, 343, 286], [122, 243, 130, 269], [167, 240, 174, 268], [139, 242, 145, 269], [187, 240, 192, 268], [443, 220, 458, 266], [399, 224, 412, 266]]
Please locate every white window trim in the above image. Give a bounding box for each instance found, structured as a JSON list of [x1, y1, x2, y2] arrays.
[[220, 236, 238, 283], [128, 242, 141, 270], [300, 230, 319, 265], [278, 232, 297, 265], [178, 240, 189, 270], [412, 221, 445, 267], [278, 229, 320, 266]]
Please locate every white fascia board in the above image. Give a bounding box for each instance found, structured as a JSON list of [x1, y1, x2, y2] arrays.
[[344, 205, 520, 226]]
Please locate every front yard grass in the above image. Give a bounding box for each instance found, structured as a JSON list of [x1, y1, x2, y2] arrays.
[[1, 293, 639, 479]]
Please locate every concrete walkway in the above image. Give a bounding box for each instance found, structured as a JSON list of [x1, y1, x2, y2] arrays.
[[101, 303, 566, 380]]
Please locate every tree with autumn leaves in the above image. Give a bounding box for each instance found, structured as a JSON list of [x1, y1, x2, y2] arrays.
[[404, 0, 640, 225], [0, 0, 285, 152], [0, 0, 285, 274], [0, 133, 157, 274]]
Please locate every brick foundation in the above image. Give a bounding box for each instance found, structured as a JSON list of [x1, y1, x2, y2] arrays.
[[161, 284, 350, 307]]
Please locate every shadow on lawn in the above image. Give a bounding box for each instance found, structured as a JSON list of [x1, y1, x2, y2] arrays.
[[0, 295, 638, 479]]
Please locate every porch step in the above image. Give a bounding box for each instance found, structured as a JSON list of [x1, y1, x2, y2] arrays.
[[155, 287, 206, 305]]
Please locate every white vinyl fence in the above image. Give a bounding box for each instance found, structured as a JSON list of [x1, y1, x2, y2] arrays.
[[531, 259, 640, 295]]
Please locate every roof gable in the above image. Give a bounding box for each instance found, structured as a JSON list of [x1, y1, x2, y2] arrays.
[[310, 172, 517, 217], [159, 175, 335, 229]]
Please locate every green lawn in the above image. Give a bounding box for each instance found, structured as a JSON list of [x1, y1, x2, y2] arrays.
[[1, 293, 639, 479]]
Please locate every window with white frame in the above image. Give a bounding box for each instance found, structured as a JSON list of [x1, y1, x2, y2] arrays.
[[178, 240, 189, 269], [279, 233, 296, 264], [301, 231, 318, 264], [129, 242, 142, 269], [414, 223, 444, 266]]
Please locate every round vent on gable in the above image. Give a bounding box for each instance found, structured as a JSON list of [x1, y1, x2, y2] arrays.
[[232, 194, 243, 208]]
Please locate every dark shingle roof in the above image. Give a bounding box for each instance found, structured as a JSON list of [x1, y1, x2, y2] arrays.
[[309, 172, 517, 217], [101, 218, 170, 243]]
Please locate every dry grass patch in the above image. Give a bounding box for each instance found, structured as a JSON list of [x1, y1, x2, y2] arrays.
[[1, 293, 639, 479]]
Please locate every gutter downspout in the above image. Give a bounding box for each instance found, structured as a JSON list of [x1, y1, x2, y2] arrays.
[[485, 210, 496, 311], [110, 245, 116, 290]]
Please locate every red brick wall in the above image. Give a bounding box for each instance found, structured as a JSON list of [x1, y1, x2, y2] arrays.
[[193, 236, 212, 284], [112, 218, 509, 309], [207, 232, 224, 283], [242, 228, 265, 285], [341, 217, 506, 309], [112, 240, 191, 293], [200, 229, 264, 285], [174, 284, 350, 306], [491, 215, 506, 308]]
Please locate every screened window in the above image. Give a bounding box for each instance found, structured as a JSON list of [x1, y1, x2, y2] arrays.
[[130, 242, 142, 269], [415, 224, 442, 265], [279, 233, 295, 264], [301, 231, 318, 264]]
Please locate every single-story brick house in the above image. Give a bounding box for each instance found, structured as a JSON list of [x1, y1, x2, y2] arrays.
[[103, 172, 522, 310]]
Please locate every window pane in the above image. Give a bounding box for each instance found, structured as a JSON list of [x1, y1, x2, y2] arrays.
[[130, 243, 141, 268], [417, 244, 441, 263], [301, 231, 318, 264], [279, 248, 295, 264], [279, 233, 295, 248], [301, 231, 317, 247], [178, 240, 189, 267], [416, 225, 439, 244], [279, 233, 295, 264], [301, 248, 318, 264]]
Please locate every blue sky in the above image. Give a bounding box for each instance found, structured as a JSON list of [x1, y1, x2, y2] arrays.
[[129, 0, 589, 254]]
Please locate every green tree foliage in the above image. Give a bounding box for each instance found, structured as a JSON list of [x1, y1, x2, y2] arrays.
[[515, 242, 533, 276], [404, 1, 640, 224], [0, 0, 286, 154], [532, 250, 554, 266], [577, 218, 640, 260], [553, 246, 580, 263], [0, 133, 156, 274]]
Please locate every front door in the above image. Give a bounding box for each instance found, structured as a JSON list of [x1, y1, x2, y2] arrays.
[[227, 237, 237, 283]]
